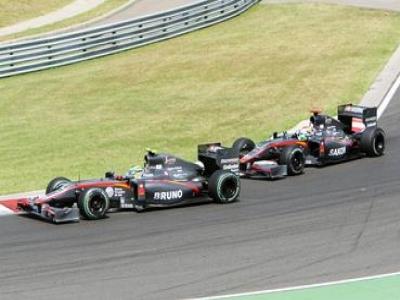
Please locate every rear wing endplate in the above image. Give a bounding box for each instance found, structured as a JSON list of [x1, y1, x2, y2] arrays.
[[198, 143, 239, 177], [337, 104, 377, 133]]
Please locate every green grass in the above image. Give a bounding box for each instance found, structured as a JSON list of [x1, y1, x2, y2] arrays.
[[0, 0, 72, 28], [0, 0, 130, 42], [218, 274, 400, 300], [1, 4, 400, 194]]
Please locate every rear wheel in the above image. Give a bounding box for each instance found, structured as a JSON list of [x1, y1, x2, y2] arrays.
[[209, 170, 240, 203], [46, 177, 71, 194], [78, 188, 110, 220], [232, 137, 255, 157], [279, 146, 305, 175], [360, 127, 385, 156]]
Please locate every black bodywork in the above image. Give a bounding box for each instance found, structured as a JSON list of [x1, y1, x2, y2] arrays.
[[234, 104, 385, 179], [18, 145, 240, 223]]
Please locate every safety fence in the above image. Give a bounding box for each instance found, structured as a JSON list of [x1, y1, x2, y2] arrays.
[[0, 0, 259, 78]]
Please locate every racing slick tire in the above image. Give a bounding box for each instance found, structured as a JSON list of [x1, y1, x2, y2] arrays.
[[209, 170, 240, 203], [78, 188, 110, 220], [46, 177, 71, 194], [279, 146, 305, 176], [232, 137, 255, 156], [360, 127, 385, 157]]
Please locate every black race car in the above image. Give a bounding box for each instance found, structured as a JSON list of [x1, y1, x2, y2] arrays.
[[17, 145, 240, 223], [232, 104, 385, 179]]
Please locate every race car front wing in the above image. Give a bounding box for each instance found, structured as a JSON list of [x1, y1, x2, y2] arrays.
[[18, 198, 80, 223]]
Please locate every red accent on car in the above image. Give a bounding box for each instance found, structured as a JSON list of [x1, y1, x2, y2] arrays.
[[78, 181, 129, 190], [319, 141, 325, 156], [351, 117, 366, 133], [138, 184, 145, 197]]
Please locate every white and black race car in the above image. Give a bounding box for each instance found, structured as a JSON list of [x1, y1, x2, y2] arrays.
[[232, 104, 385, 179], [18, 145, 241, 223]]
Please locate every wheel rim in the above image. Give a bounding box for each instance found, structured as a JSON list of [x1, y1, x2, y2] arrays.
[[88, 195, 106, 215], [221, 177, 238, 200], [291, 151, 305, 172], [374, 134, 385, 155]]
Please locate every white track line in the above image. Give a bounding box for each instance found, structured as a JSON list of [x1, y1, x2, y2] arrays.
[[192, 271, 400, 299], [194, 70, 400, 300], [378, 71, 400, 119], [194, 9, 400, 299], [290, 57, 400, 132], [0, 205, 14, 216]]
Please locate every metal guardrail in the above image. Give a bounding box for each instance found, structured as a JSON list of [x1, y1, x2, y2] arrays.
[[0, 0, 259, 78]]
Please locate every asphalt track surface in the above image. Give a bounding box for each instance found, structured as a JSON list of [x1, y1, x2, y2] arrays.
[[1, 4, 400, 300], [0, 88, 398, 300]]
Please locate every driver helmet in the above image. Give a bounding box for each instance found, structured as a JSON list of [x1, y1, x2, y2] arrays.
[[309, 107, 325, 129], [127, 165, 144, 178], [297, 131, 308, 141], [296, 122, 313, 141]]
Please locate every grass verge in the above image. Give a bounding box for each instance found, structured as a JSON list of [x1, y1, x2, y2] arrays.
[[217, 274, 400, 300], [1, 4, 400, 194]]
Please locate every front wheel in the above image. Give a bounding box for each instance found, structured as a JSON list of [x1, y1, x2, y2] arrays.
[[360, 127, 385, 157], [279, 146, 305, 176], [208, 170, 240, 203], [78, 188, 110, 220], [46, 177, 71, 194]]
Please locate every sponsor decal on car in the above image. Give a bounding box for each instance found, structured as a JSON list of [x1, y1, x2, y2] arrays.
[[105, 187, 114, 198], [344, 105, 364, 114], [172, 172, 189, 179], [154, 190, 183, 201], [114, 188, 125, 197], [221, 158, 239, 173], [165, 156, 176, 165], [167, 166, 183, 171], [329, 146, 346, 157], [222, 164, 239, 171], [142, 173, 154, 178], [221, 158, 239, 164]]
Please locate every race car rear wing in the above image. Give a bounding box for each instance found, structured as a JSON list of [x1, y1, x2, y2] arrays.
[[198, 143, 239, 177], [337, 104, 377, 133]]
